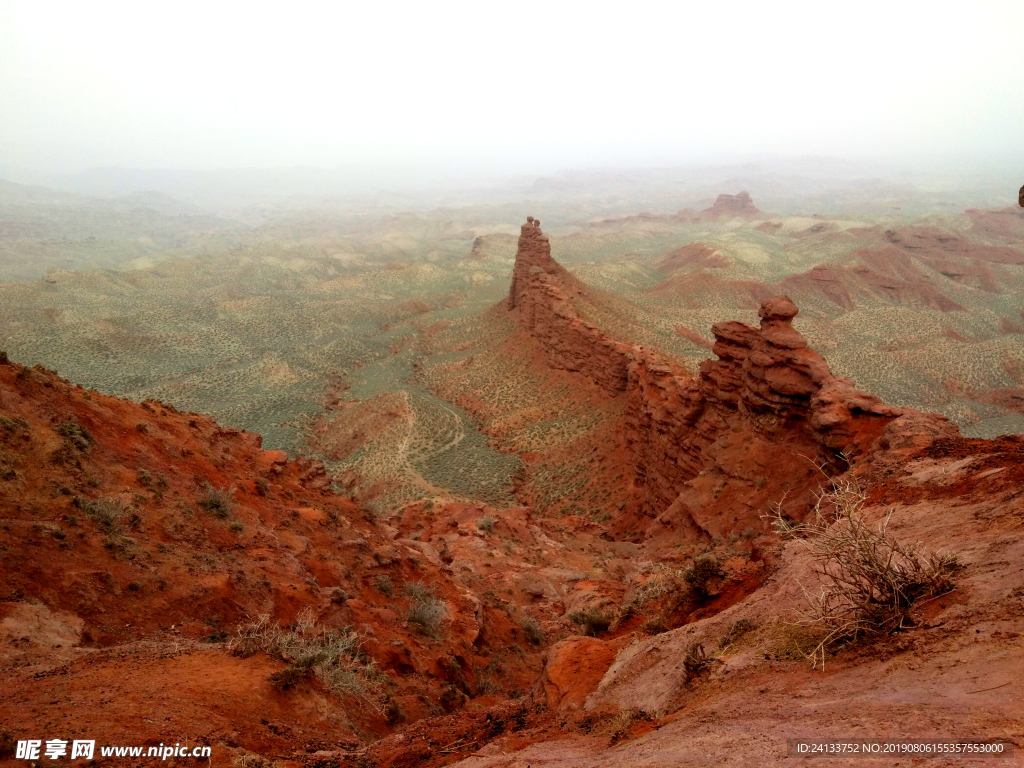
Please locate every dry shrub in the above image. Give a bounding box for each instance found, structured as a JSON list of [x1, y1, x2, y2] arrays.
[[230, 609, 383, 706], [199, 483, 235, 519], [607, 707, 654, 744], [83, 497, 129, 533], [683, 640, 711, 678], [719, 618, 757, 649], [568, 606, 615, 637], [520, 615, 545, 645], [629, 563, 685, 606], [683, 553, 722, 599], [405, 583, 446, 637], [233, 753, 284, 768], [55, 420, 94, 451], [768, 477, 960, 669]]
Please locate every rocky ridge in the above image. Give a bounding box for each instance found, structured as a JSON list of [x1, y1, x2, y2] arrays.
[[507, 218, 956, 541]]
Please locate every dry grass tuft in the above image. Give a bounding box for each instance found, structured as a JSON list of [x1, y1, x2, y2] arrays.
[[230, 608, 383, 706]]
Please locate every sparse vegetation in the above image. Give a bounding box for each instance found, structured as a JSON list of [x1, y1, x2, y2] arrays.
[[406, 585, 446, 638], [768, 478, 960, 669], [569, 606, 615, 637], [520, 615, 544, 645], [55, 420, 93, 451], [198, 483, 235, 519], [373, 575, 394, 597], [477, 515, 496, 533], [230, 609, 382, 704], [233, 753, 285, 768], [83, 497, 129, 533], [719, 618, 757, 649], [683, 640, 712, 678], [683, 553, 722, 599]]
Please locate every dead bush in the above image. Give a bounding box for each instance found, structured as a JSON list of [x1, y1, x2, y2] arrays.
[[407, 590, 446, 638], [768, 477, 960, 669], [719, 618, 757, 649], [520, 615, 544, 645]]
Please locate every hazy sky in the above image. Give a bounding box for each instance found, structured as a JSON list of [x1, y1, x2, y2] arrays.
[[2, 0, 1022, 175]]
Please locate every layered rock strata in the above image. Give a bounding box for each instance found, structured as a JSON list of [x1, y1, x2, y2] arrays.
[[507, 217, 633, 394]]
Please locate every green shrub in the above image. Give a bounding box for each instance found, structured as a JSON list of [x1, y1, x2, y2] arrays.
[[478, 515, 496, 533]]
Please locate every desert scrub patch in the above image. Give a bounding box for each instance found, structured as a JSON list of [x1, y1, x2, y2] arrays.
[[82, 497, 129, 533], [683, 553, 722, 599], [0, 415, 30, 436], [767, 477, 960, 669], [373, 574, 395, 597], [629, 563, 686, 607], [477, 515, 496, 533], [641, 615, 668, 635], [568, 606, 615, 637], [230, 609, 383, 704], [233, 753, 285, 768], [198, 483, 235, 519], [719, 618, 757, 649], [55, 420, 93, 451], [520, 615, 544, 645], [683, 640, 713, 679], [607, 707, 654, 745], [406, 585, 446, 638]]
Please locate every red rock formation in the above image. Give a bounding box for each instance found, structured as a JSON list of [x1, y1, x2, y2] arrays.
[[701, 191, 760, 220], [506, 219, 954, 540], [507, 218, 633, 394]]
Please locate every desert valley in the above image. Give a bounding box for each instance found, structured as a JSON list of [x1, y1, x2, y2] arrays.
[[1, 173, 1023, 765]]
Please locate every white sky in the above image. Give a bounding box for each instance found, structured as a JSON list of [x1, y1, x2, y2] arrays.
[[1, 0, 1022, 174]]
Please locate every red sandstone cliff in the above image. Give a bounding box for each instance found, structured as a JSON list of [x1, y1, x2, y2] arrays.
[[507, 217, 633, 394], [506, 219, 956, 542]]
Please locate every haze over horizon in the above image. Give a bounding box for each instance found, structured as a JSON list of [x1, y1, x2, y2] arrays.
[[2, 0, 1022, 183]]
